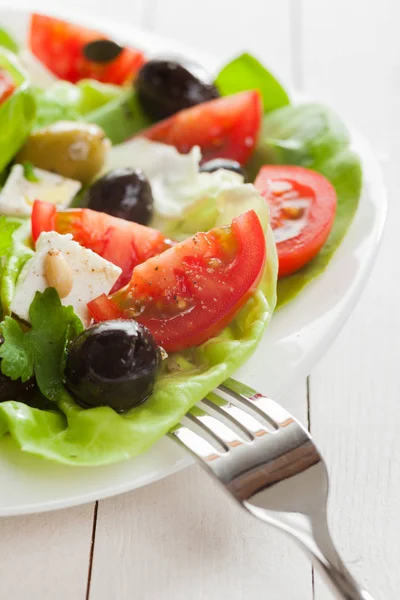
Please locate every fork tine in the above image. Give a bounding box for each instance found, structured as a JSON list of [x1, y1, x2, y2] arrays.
[[169, 422, 224, 462], [216, 384, 279, 431], [200, 394, 255, 442], [219, 379, 295, 430], [184, 411, 247, 451]]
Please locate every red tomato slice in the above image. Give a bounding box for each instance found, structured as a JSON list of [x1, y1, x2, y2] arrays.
[[0, 69, 16, 104], [254, 165, 337, 278], [29, 14, 146, 84], [139, 91, 262, 165], [31, 200, 56, 243], [88, 210, 266, 353], [31, 200, 172, 291]]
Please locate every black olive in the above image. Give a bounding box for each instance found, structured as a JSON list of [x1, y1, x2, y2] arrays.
[[83, 39, 124, 63], [0, 335, 36, 403], [200, 159, 248, 182], [84, 168, 154, 225], [136, 59, 220, 120], [65, 320, 161, 413]]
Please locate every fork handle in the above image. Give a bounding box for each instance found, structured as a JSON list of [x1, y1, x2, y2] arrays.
[[314, 558, 375, 600], [298, 516, 377, 600]]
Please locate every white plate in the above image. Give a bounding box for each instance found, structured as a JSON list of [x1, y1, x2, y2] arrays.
[[0, 7, 387, 516]]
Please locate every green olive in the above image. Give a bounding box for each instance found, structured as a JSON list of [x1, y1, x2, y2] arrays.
[[16, 121, 110, 184]]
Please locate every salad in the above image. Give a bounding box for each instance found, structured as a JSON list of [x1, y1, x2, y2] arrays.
[[0, 14, 362, 466]]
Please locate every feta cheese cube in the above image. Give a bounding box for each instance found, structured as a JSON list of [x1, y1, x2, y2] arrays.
[[0, 164, 82, 217], [10, 232, 122, 326]]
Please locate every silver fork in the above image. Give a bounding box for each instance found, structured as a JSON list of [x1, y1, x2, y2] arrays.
[[169, 378, 376, 600]]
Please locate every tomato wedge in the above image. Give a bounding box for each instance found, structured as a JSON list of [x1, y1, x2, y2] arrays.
[[139, 91, 262, 165], [88, 210, 266, 353], [31, 199, 57, 244], [0, 69, 15, 104], [31, 200, 172, 291], [254, 166, 337, 278], [29, 14, 146, 84]]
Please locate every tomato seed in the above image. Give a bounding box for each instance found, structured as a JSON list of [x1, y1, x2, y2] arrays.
[[282, 206, 305, 220]]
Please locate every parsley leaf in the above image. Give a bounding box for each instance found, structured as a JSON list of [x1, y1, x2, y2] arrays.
[[22, 160, 40, 183], [0, 288, 83, 398], [0, 316, 33, 381], [29, 289, 83, 399]]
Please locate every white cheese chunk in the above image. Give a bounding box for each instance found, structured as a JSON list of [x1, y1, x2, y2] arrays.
[[10, 232, 122, 327], [0, 164, 82, 217]]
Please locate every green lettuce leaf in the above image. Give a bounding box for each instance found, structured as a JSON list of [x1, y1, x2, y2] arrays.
[[247, 103, 350, 179], [246, 102, 362, 306], [0, 216, 21, 320], [0, 216, 20, 255], [85, 89, 151, 145], [77, 80, 124, 114], [215, 53, 290, 113], [0, 220, 34, 317], [0, 49, 36, 172], [0, 28, 18, 53], [0, 192, 277, 465], [33, 79, 124, 129], [33, 84, 80, 128]]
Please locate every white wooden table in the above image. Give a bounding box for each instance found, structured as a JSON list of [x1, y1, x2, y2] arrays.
[[0, 0, 398, 598]]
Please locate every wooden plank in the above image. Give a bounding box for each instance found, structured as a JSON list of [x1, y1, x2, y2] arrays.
[[0, 505, 95, 599], [302, 0, 399, 597], [89, 384, 312, 600]]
